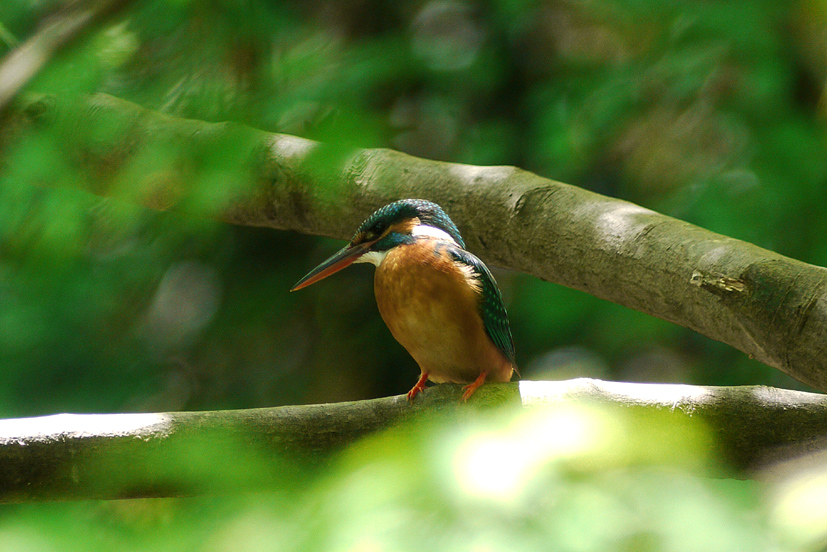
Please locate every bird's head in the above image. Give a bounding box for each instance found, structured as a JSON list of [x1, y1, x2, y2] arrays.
[[291, 199, 464, 291]]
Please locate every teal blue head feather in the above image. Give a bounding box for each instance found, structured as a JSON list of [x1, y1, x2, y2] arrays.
[[354, 199, 465, 249]]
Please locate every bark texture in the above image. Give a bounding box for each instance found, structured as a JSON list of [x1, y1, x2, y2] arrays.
[[1, 380, 826, 502], [4, 94, 827, 391]]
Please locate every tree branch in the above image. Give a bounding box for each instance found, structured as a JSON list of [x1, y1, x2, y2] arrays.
[[1, 380, 826, 502], [4, 94, 827, 391]]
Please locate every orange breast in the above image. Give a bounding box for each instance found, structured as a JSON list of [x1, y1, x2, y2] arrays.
[[373, 240, 513, 384]]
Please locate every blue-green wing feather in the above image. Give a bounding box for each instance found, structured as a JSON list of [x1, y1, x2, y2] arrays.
[[447, 246, 516, 366]]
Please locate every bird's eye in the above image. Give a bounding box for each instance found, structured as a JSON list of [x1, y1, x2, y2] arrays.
[[371, 221, 387, 235]]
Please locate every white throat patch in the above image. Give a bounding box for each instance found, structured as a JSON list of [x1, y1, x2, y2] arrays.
[[355, 250, 388, 267]]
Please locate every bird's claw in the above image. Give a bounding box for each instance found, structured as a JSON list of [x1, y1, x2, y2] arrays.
[[406, 372, 430, 402], [460, 371, 488, 401]]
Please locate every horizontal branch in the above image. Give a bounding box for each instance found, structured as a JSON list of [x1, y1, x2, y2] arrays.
[[4, 94, 827, 391], [1, 380, 826, 502]]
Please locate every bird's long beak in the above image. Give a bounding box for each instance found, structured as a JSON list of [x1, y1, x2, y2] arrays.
[[290, 241, 373, 291]]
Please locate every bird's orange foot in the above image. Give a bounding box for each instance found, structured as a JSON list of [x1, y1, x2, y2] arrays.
[[461, 371, 489, 401], [406, 372, 430, 402]]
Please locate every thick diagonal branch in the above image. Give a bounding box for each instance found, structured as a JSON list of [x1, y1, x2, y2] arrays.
[[1, 380, 826, 502], [4, 94, 827, 390]]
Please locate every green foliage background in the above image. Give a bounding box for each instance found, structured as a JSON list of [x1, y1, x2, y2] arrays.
[[1, 0, 827, 549]]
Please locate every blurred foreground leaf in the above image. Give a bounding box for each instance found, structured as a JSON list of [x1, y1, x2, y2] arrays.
[[0, 400, 798, 552]]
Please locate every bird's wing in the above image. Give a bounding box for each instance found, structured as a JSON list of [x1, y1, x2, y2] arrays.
[[447, 246, 516, 366]]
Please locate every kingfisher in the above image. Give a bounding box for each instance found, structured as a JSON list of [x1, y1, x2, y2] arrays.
[[291, 199, 516, 401]]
